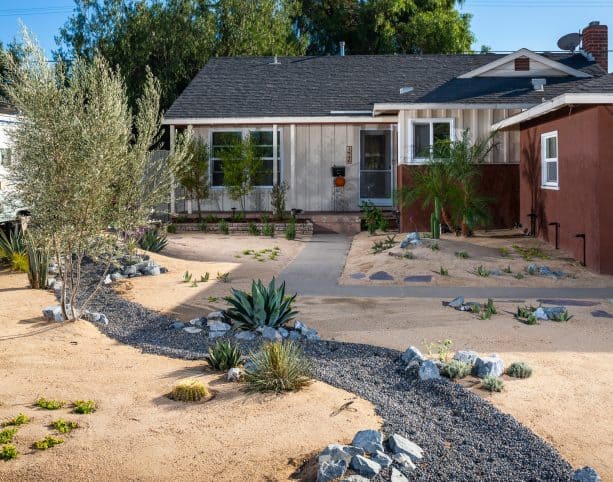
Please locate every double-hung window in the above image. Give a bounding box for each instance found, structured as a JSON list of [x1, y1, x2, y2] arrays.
[[411, 119, 453, 162], [541, 131, 558, 189], [210, 129, 281, 188]]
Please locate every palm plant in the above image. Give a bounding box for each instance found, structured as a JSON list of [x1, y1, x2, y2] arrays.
[[225, 278, 297, 330]]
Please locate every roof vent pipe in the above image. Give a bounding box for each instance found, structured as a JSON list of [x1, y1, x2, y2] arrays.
[[339, 41, 345, 57], [270, 55, 280, 65], [531, 78, 546, 91]]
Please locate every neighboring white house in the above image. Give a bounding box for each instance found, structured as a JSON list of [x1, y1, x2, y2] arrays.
[[0, 105, 18, 192]]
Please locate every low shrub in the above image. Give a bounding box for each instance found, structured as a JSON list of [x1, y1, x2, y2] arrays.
[[169, 380, 210, 402], [73, 400, 96, 414], [473, 265, 490, 277], [479, 298, 498, 320], [52, 418, 79, 434], [425, 339, 453, 362], [3, 413, 29, 427], [455, 250, 469, 259], [206, 340, 242, 371], [481, 376, 504, 392], [247, 221, 260, 236], [440, 360, 472, 380], [371, 235, 396, 254], [10, 252, 29, 273], [244, 342, 312, 393], [219, 219, 229, 235], [0, 444, 17, 460], [514, 272, 525, 280], [225, 278, 297, 330], [430, 242, 440, 251], [198, 221, 208, 232], [515, 305, 539, 325], [0, 428, 17, 444], [285, 219, 296, 240], [138, 230, 168, 253], [512, 244, 549, 261], [166, 223, 177, 234], [507, 362, 533, 379], [33, 436, 64, 450], [262, 223, 275, 237], [36, 398, 65, 410]]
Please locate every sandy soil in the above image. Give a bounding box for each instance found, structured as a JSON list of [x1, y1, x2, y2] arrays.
[[295, 296, 613, 479], [341, 230, 613, 287], [0, 269, 379, 482], [120, 232, 308, 321]]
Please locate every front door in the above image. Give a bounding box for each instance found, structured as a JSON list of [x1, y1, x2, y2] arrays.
[[360, 130, 392, 206]]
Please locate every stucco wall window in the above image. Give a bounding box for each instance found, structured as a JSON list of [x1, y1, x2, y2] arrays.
[[410, 119, 453, 162], [210, 129, 281, 188], [541, 131, 558, 189]]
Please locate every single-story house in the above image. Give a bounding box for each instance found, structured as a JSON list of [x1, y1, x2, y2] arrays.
[[0, 105, 18, 193], [164, 21, 613, 271]]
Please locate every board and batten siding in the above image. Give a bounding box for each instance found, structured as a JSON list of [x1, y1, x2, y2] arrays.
[[398, 108, 521, 164]]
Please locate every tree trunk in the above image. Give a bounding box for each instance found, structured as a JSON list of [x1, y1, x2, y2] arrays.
[[440, 207, 454, 232]]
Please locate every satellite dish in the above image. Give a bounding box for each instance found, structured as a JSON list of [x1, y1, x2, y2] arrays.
[[557, 33, 582, 52]]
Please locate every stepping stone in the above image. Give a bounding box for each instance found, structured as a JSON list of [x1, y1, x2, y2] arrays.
[[591, 310, 613, 319], [350, 272, 366, 279], [369, 271, 394, 281], [537, 299, 599, 307], [403, 275, 432, 283]]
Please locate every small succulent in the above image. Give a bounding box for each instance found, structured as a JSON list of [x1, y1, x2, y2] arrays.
[[455, 250, 469, 259], [73, 400, 96, 414], [473, 265, 490, 277], [137, 230, 168, 253], [440, 360, 472, 380], [36, 397, 65, 410], [33, 436, 64, 450], [200, 273, 210, 282], [0, 428, 17, 444], [217, 272, 230, 283], [0, 444, 17, 460], [182, 271, 193, 283], [52, 418, 79, 434], [430, 242, 440, 251], [206, 340, 243, 371], [169, 380, 210, 402], [507, 362, 533, 379], [481, 376, 504, 392], [549, 310, 573, 322], [502, 265, 512, 274], [3, 413, 29, 426]]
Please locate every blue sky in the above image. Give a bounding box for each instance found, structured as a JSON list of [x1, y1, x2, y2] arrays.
[[0, 1, 612, 71]]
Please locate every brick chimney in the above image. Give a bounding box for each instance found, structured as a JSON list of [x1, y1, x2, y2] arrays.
[[582, 21, 608, 71]]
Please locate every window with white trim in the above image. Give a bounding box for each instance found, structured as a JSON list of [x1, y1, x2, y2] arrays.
[[210, 129, 281, 188], [541, 131, 558, 188], [410, 119, 452, 162]]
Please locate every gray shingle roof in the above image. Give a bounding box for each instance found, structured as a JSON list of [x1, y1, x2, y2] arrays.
[[164, 53, 610, 120]]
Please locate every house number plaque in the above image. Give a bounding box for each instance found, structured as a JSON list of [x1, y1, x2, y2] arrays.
[[346, 146, 352, 164]]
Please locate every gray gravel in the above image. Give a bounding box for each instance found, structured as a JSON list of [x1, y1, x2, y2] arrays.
[[82, 265, 572, 481]]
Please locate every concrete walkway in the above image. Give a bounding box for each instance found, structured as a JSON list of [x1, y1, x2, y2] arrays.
[[280, 234, 613, 299]]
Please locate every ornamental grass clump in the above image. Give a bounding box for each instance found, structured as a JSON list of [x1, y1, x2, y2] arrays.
[[481, 376, 504, 392], [244, 342, 312, 393], [206, 340, 242, 371], [507, 362, 533, 379], [225, 278, 297, 330], [440, 360, 472, 380], [169, 380, 210, 402]]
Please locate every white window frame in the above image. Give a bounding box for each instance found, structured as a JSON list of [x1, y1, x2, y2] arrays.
[[541, 131, 559, 189], [209, 127, 283, 189], [408, 118, 455, 163]]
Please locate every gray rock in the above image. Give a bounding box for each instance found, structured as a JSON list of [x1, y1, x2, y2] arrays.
[[42, 305, 72, 322], [404, 360, 421, 378], [227, 368, 241, 382], [449, 296, 464, 308], [388, 434, 424, 461], [340, 476, 369, 482], [407, 232, 420, 241], [183, 326, 202, 334], [110, 272, 124, 281], [160, 267, 168, 274], [207, 311, 226, 321], [533, 307, 549, 320], [369, 271, 394, 281], [98, 314, 109, 325], [261, 326, 282, 341], [351, 429, 384, 454], [399, 239, 409, 249], [235, 331, 257, 341], [371, 450, 392, 468], [453, 350, 479, 365], [208, 330, 226, 339], [539, 265, 554, 276], [490, 269, 502, 276], [103, 274, 112, 285], [83, 311, 108, 325], [410, 239, 422, 246], [474, 354, 504, 378], [391, 467, 410, 482], [392, 453, 417, 470], [401, 346, 424, 364], [145, 265, 161, 276], [543, 306, 567, 318], [188, 317, 205, 327], [294, 320, 308, 333], [318, 444, 365, 465], [527, 263, 538, 274], [127, 272, 142, 278], [571, 467, 602, 482], [350, 454, 381, 478], [288, 330, 302, 341], [278, 327, 289, 338], [208, 320, 231, 332], [317, 459, 347, 482], [170, 321, 185, 330], [304, 329, 321, 341], [122, 264, 139, 276], [418, 360, 440, 380]]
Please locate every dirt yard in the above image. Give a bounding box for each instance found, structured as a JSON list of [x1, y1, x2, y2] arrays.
[[296, 296, 613, 480], [341, 230, 613, 287], [0, 269, 379, 482]]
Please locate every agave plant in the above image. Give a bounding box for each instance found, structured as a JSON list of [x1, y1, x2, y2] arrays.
[[225, 278, 297, 330], [138, 230, 168, 253]]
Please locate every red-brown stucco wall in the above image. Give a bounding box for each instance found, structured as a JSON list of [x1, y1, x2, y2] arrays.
[[397, 164, 519, 232], [519, 105, 613, 274]]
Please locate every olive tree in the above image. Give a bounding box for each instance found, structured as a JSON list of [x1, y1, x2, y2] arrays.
[[175, 136, 210, 219], [219, 135, 263, 212], [5, 31, 189, 321]]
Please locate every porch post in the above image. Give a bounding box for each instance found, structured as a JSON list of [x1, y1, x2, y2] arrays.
[[186, 124, 193, 215], [169, 125, 176, 215], [290, 124, 296, 209], [272, 123, 278, 187]]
